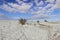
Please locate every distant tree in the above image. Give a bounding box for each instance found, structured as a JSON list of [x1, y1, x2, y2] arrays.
[[37, 20, 39, 24], [19, 18, 27, 25], [44, 20, 48, 22]]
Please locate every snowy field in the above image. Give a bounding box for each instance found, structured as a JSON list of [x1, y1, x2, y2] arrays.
[[0, 20, 60, 40]]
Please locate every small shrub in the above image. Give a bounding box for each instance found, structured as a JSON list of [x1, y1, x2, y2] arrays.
[[37, 20, 39, 24], [19, 18, 27, 25], [44, 20, 48, 22]]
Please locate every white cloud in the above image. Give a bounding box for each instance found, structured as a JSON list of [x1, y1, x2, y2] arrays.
[[0, 4, 17, 13], [36, 1, 44, 6], [0, 0, 53, 13], [29, 0, 60, 19], [46, 0, 55, 3], [16, 0, 23, 4], [10, 3, 32, 13], [0, 0, 60, 19], [30, 14, 49, 19], [47, 0, 60, 13], [0, 2, 32, 13], [30, 13, 60, 19]]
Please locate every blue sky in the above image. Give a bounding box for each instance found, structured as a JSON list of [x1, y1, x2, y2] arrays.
[[0, 0, 60, 22]]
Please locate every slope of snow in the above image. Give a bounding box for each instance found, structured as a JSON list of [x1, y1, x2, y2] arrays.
[[0, 20, 60, 40]]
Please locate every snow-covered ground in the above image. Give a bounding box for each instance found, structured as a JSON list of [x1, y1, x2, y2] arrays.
[[0, 20, 60, 40]]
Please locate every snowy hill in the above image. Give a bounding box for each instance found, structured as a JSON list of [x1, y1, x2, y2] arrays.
[[0, 20, 60, 40]]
